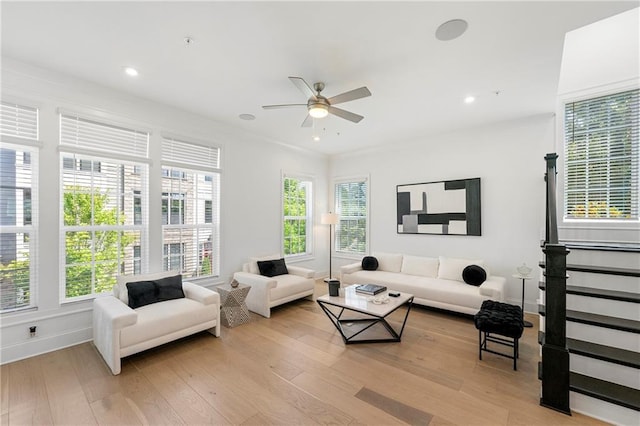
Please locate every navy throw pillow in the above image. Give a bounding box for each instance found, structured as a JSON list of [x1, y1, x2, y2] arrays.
[[155, 274, 185, 302], [361, 256, 379, 271], [257, 258, 289, 277], [462, 264, 487, 286], [126, 280, 158, 309]]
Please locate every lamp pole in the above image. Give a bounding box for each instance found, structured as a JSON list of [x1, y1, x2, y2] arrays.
[[321, 213, 339, 282]]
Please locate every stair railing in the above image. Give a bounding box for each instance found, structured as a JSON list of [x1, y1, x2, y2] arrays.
[[540, 153, 571, 414]]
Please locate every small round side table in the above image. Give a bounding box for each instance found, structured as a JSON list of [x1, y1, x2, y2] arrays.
[[513, 274, 533, 328]]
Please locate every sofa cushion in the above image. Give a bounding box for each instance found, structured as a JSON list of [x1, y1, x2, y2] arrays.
[[258, 258, 289, 277], [362, 256, 379, 271], [126, 281, 158, 309], [120, 298, 216, 349], [269, 274, 315, 301], [401, 255, 439, 278], [462, 265, 487, 286], [155, 274, 185, 301], [249, 253, 281, 274], [438, 256, 485, 282], [374, 252, 403, 273]]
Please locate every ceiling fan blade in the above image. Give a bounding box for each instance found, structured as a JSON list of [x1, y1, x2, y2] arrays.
[[262, 104, 306, 109], [328, 106, 364, 123], [327, 86, 371, 105], [289, 77, 317, 100], [301, 114, 313, 127]]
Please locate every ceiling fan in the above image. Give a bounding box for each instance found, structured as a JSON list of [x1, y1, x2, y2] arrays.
[[262, 77, 371, 127]]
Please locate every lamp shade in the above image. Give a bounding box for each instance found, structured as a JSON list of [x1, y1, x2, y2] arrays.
[[321, 213, 339, 225]]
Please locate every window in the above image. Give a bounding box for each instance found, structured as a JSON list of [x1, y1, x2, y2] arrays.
[[133, 245, 141, 275], [335, 178, 368, 254], [564, 89, 639, 220], [60, 113, 148, 300], [161, 192, 185, 225], [0, 101, 39, 312], [162, 137, 220, 278], [163, 243, 184, 272], [283, 175, 313, 257]]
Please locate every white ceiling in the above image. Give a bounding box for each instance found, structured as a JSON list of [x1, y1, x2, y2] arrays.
[[2, 1, 637, 156]]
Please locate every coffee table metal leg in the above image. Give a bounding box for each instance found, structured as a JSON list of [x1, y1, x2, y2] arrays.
[[317, 298, 413, 344]]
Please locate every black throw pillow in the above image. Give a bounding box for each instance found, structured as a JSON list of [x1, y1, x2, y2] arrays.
[[462, 264, 487, 286], [257, 258, 289, 277], [126, 280, 158, 308], [155, 274, 185, 302], [361, 256, 379, 271]]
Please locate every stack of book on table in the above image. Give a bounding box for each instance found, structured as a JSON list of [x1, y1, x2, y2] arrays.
[[355, 284, 387, 295]]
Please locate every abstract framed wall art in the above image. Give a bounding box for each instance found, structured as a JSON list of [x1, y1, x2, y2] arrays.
[[396, 177, 481, 236]]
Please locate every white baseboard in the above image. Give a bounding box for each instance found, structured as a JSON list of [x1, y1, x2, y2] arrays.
[[1, 326, 92, 365]]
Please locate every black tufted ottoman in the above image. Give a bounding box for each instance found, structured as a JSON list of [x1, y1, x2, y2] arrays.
[[474, 300, 525, 370]]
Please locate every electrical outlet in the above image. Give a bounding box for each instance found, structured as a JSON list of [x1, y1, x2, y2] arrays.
[[29, 326, 37, 337]]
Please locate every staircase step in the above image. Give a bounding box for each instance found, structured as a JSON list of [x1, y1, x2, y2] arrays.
[[539, 331, 640, 369], [562, 241, 640, 253], [538, 305, 640, 334], [570, 372, 640, 411], [539, 261, 640, 277], [538, 283, 640, 303]]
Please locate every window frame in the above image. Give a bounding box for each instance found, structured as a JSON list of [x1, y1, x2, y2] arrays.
[[333, 176, 369, 258], [161, 136, 220, 280], [558, 85, 640, 233], [282, 172, 314, 261], [59, 112, 150, 302], [0, 142, 39, 313]]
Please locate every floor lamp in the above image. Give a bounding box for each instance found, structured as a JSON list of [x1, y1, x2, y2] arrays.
[[321, 212, 339, 282]]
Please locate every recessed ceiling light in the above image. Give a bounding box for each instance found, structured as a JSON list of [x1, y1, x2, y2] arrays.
[[436, 19, 468, 41], [239, 113, 256, 121], [124, 67, 139, 77], [312, 135, 320, 142], [464, 96, 475, 104]]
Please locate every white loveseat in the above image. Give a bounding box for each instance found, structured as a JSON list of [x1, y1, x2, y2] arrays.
[[340, 253, 505, 315], [93, 271, 220, 375], [233, 254, 315, 318]]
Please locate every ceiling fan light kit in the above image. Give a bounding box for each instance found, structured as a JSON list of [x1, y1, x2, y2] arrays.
[[263, 76, 371, 127], [309, 103, 329, 118]]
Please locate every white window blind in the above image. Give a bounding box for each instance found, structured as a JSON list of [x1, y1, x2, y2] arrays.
[[1, 101, 38, 141], [60, 114, 148, 158], [161, 137, 220, 278], [162, 136, 220, 170], [564, 89, 639, 220], [335, 179, 368, 254], [0, 144, 38, 312], [60, 114, 149, 301]]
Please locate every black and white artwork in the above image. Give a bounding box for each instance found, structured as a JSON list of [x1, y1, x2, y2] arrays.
[[396, 178, 481, 236]]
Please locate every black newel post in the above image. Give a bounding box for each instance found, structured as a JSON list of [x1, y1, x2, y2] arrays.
[[540, 153, 570, 415]]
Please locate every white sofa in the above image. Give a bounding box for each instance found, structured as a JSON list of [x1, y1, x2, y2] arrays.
[[93, 271, 220, 375], [340, 253, 505, 315], [233, 254, 315, 318]]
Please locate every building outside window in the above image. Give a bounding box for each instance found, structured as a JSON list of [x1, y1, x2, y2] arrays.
[[161, 136, 220, 278], [564, 89, 639, 220], [59, 113, 148, 300], [282, 174, 313, 257], [334, 178, 368, 255], [0, 101, 39, 312]]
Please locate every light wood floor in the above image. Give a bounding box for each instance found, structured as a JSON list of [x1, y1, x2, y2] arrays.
[[1, 283, 606, 425]]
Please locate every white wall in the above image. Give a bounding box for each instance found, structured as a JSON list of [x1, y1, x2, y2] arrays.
[[330, 113, 556, 310], [557, 8, 639, 98], [0, 58, 330, 363]]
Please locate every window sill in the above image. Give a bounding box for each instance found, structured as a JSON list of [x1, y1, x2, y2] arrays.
[[285, 254, 315, 264]]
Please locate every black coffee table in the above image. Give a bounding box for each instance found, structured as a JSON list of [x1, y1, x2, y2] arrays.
[[316, 284, 414, 344]]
